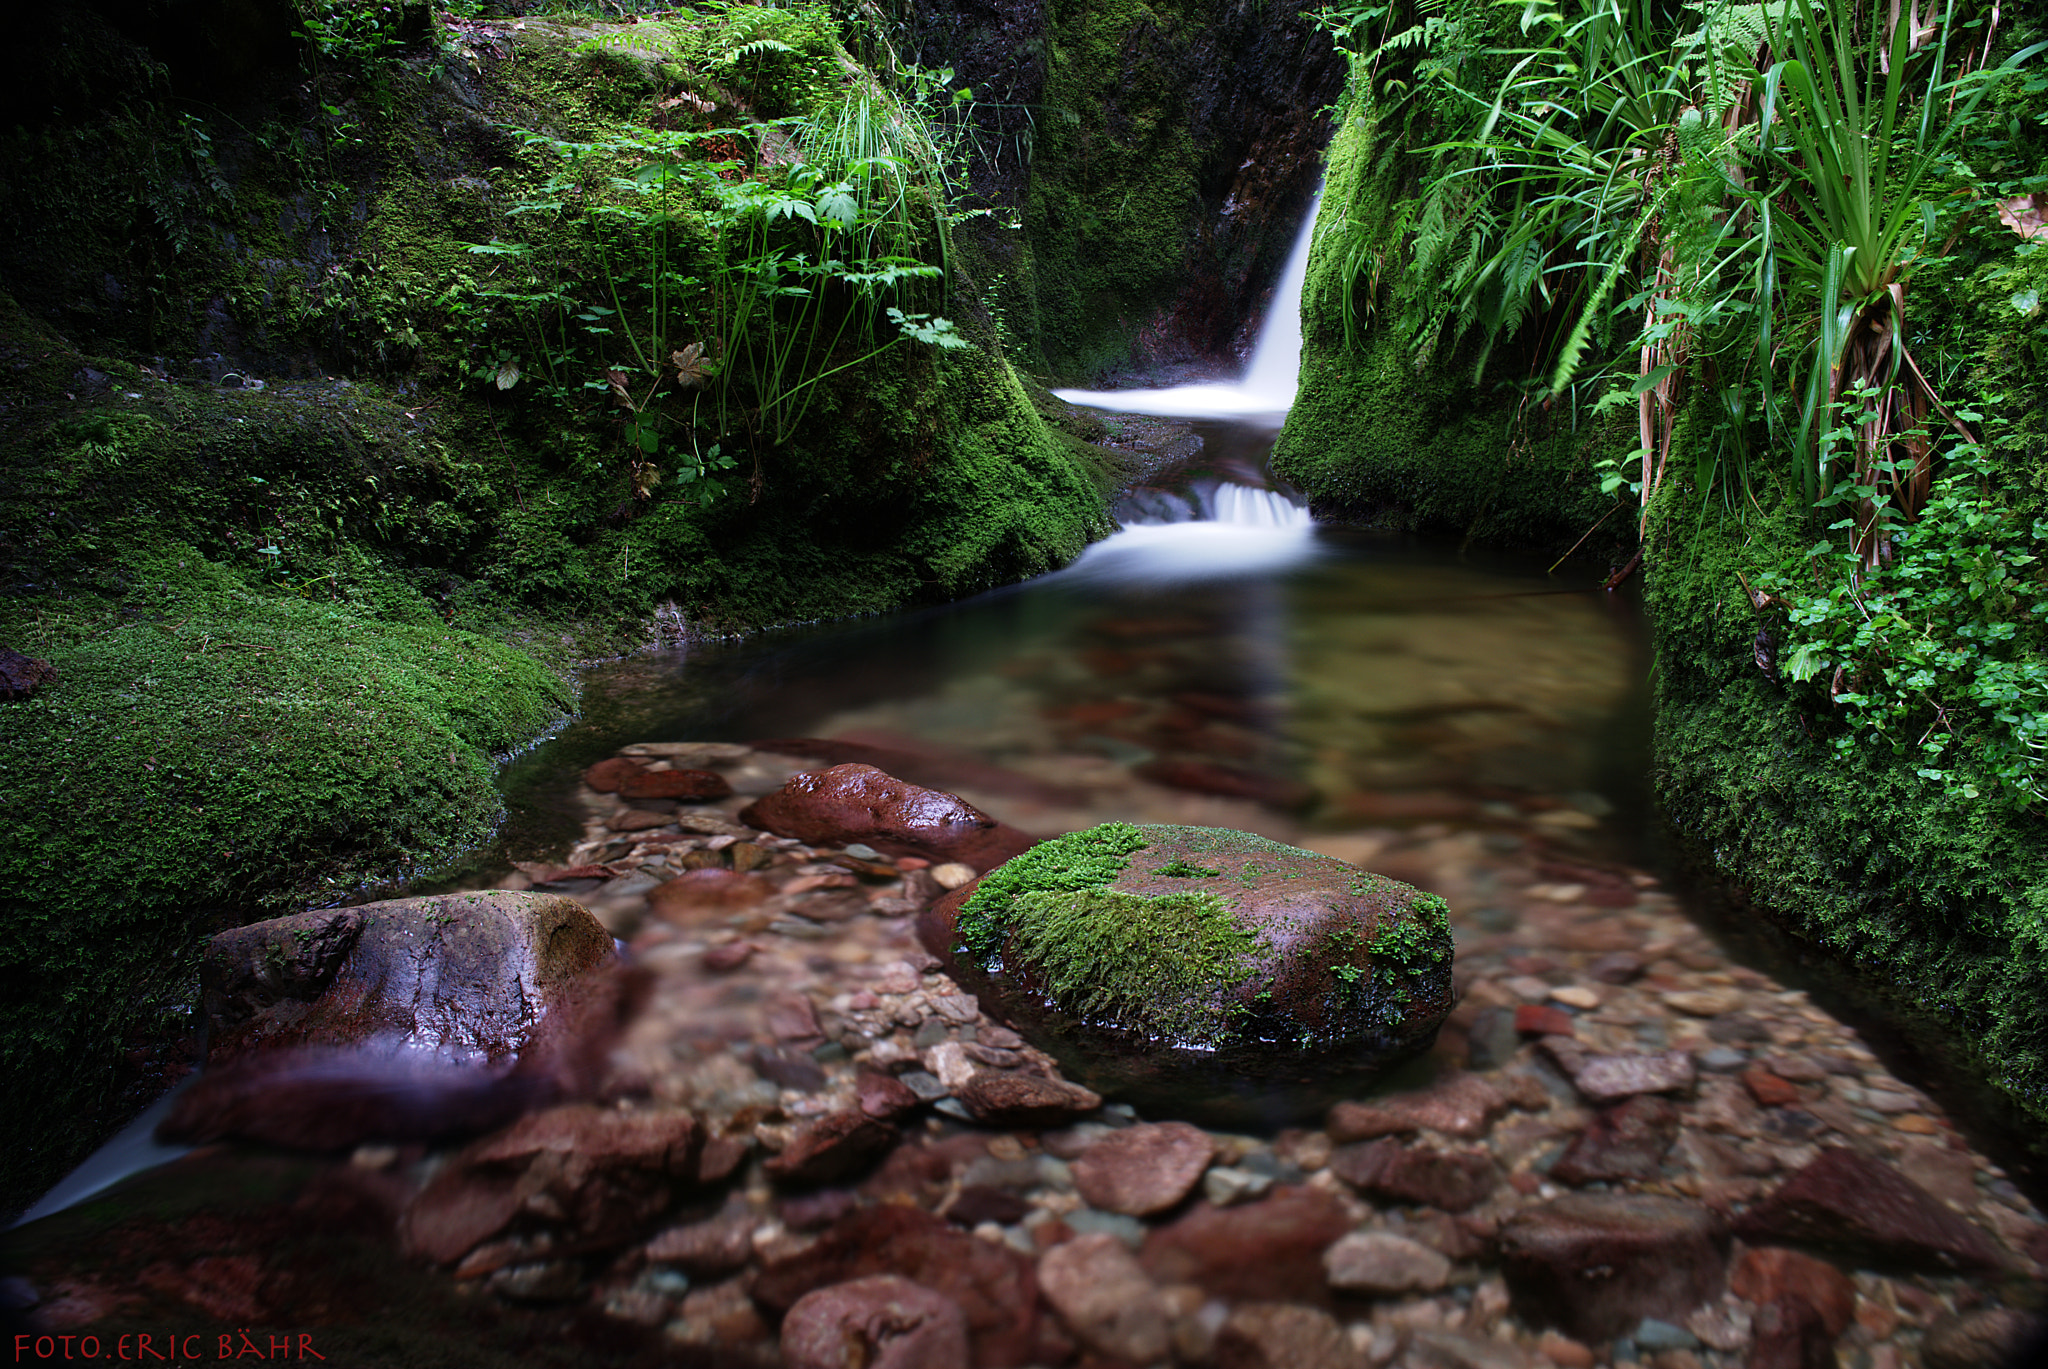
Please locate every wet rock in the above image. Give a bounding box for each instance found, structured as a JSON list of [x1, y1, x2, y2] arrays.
[[0, 647, 57, 699], [1731, 1147, 2008, 1273], [648, 869, 772, 920], [764, 1109, 901, 1187], [616, 767, 732, 802], [753, 1205, 1042, 1368], [1728, 1247, 1855, 1338], [1141, 1186, 1352, 1302], [781, 1275, 970, 1369], [1921, 1308, 2048, 1369], [954, 1073, 1102, 1127], [1406, 1329, 1536, 1369], [1587, 952, 1645, 984], [1741, 1066, 1802, 1108], [1213, 1302, 1359, 1369], [1038, 1232, 1171, 1362], [1323, 1231, 1451, 1293], [645, 1213, 755, 1276], [1515, 1004, 1578, 1038], [1550, 1095, 1680, 1185], [1496, 1193, 1729, 1341], [924, 824, 1455, 1127], [1071, 1121, 1215, 1215], [401, 1104, 696, 1263], [1328, 1071, 1508, 1140], [740, 763, 1035, 873], [857, 1070, 924, 1120], [583, 756, 647, 793], [164, 893, 621, 1148], [1542, 1042, 1696, 1103], [1328, 1138, 1496, 1212], [944, 1186, 1031, 1226], [1747, 1295, 1836, 1369]]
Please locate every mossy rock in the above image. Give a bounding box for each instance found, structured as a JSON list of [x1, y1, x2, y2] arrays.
[[919, 822, 1454, 1127]]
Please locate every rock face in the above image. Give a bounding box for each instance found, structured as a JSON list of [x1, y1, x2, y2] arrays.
[[919, 823, 1454, 1126], [1495, 1193, 1729, 1341], [741, 763, 1036, 873], [0, 647, 56, 699], [161, 892, 620, 1148]]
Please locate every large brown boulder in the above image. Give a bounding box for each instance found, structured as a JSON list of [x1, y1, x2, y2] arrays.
[[919, 823, 1454, 1126], [161, 891, 622, 1148], [739, 763, 1035, 872]]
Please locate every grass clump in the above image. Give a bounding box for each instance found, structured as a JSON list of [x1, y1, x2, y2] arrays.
[[1007, 888, 1258, 1046]]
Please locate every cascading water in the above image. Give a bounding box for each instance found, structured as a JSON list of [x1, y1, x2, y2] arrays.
[[1052, 189, 1323, 427], [1050, 190, 1325, 585]]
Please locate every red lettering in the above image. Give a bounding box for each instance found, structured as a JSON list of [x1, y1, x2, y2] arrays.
[[139, 1334, 165, 1362], [81, 1339, 100, 1360], [34, 1338, 54, 1359], [237, 1332, 265, 1360], [181, 1336, 201, 1362], [58, 1339, 77, 1359], [295, 1336, 321, 1362], [266, 1340, 290, 1362], [218, 1336, 234, 1360], [13, 1338, 30, 1360]]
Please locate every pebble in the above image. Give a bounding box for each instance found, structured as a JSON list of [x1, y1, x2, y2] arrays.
[[1661, 988, 1744, 1017], [1037, 1233, 1171, 1362], [1202, 1166, 1273, 1206], [1071, 1121, 1216, 1215], [929, 862, 976, 889], [1549, 985, 1602, 1010], [1323, 1231, 1452, 1293]]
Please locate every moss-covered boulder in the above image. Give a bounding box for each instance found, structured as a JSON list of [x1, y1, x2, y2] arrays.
[[919, 823, 1453, 1126]]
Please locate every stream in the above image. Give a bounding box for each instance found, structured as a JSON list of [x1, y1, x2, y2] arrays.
[[8, 207, 2045, 1369]]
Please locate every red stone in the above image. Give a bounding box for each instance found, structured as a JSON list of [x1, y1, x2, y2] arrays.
[[1134, 758, 1314, 809], [1140, 1187, 1352, 1303], [1743, 1066, 1803, 1108], [1730, 1247, 1856, 1338], [1327, 1072, 1508, 1141], [740, 763, 1035, 872], [584, 756, 647, 793], [1515, 1004, 1578, 1037], [954, 1073, 1102, 1127], [1550, 1095, 1680, 1185], [1328, 1139, 1496, 1212], [1732, 1147, 2008, 1273], [764, 1110, 901, 1187], [617, 767, 733, 802], [753, 1205, 1044, 1368], [1496, 1193, 1729, 1342], [856, 1070, 923, 1120], [647, 869, 771, 921], [700, 941, 757, 972], [781, 1275, 970, 1369], [1071, 1122, 1215, 1215]]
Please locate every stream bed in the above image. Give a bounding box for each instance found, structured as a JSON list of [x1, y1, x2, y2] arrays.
[[7, 426, 2046, 1369]]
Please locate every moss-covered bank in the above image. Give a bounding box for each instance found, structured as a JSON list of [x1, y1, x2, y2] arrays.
[[0, 0, 1115, 1215], [1272, 103, 1633, 557]]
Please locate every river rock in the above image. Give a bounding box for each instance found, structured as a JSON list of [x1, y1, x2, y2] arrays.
[[1920, 1308, 2048, 1369], [1496, 1193, 1728, 1341], [1728, 1247, 1855, 1338], [954, 1073, 1103, 1126], [921, 823, 1455, 1126], [752, 1205, 1043, 1368], [162, 892, 620, 1148], [616, 766, 733, 802], [781, 1275, 970, 1369], [1213, 1303, 1360, 1369], [764, 1109, 900, 1186], [1038, 1232, 1171, 1362], [739, 763, 1035, 872], [1550, 1095, 1680, 1185], [1140, 1186, 1352, 1302], [1328, 1071, 1508, 1140], [1070, 1121, 1215, 1215], [1328, 1138, 1496, 1212], [1731, 1147, 2008, 1273], [1323, 1231, 1452, 1293]]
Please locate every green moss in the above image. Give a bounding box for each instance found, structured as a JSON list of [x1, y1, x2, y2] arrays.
[[1273, 105, 1632, 556], [1007, 886, 1258, 1044], [956, 821, 1150, 955], [1153, 857, 1221, 877]]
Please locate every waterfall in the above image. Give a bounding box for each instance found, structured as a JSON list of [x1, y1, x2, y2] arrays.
[[1052, 188, 1323, 427]]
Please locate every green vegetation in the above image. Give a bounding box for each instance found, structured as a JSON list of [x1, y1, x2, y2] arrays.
[[1007, 887, 1258, 1044], [1288, 0, 2048, 1150], [1153, 856, 1222, 877], [955, 821, 1149, 955]]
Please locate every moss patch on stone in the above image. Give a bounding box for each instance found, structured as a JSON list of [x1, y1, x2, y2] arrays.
[[1008, 886, 1258, 1045], [956, 821, 1150, 956]]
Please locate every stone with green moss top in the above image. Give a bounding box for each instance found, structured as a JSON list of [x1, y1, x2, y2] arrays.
[[920, 823, 1455, 1128]]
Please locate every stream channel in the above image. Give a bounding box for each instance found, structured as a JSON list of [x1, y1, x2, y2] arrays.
[[8, 207, 2046, 1369]]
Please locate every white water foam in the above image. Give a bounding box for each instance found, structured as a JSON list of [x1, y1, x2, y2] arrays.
[[1052, 189, 1322, 428], [1057, 479, 1317, 586], [11, 1084, 193, 1228]]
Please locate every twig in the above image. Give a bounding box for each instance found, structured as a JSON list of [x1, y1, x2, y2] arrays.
[[1548, 501, 1624, 574]]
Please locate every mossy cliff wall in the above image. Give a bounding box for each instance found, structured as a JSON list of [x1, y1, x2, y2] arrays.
[[1271, 101, 1632, 555], [0, 0, 1113, 1215], [912, 0, 1344, 383]]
